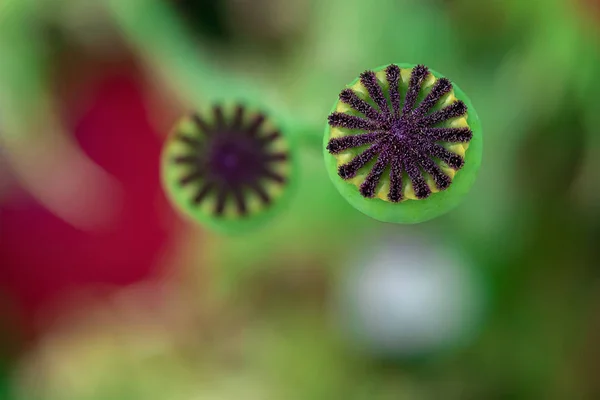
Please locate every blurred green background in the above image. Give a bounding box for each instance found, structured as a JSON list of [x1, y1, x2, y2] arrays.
[[1, 0, 600, 398]]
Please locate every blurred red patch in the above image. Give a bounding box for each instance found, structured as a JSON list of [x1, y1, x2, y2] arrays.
[[0, 55, 181, 335]]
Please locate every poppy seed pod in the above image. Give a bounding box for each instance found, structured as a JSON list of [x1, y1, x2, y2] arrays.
[[162, 103, 297, 233], [324, 63, 482, 224]]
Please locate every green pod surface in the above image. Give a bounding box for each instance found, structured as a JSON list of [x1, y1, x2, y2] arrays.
[[324, 63, 482, 224]]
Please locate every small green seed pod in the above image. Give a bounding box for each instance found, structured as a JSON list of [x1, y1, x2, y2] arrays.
[[324, 63, 482, 224], [162, 103, 297, 234]]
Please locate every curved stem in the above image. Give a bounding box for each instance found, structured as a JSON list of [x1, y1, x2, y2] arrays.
[[0, 0, 123, 230], [293, 125, 324, 153], [107, 0, 293, 126], [108, 0, 326, 153]]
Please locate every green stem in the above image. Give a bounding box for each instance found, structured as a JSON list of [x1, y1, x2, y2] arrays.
[[295, 127, 323, 154], [107, 0, 324, 151], [0, 0, 48, 133], [111, 2, 282, 120]]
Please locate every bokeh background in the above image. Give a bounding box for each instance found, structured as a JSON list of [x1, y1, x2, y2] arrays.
[[1, 0, 600, 398]]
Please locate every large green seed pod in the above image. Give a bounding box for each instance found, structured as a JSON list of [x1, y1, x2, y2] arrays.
[[324, 63, 483, 224], [162, 103, 298, 234]]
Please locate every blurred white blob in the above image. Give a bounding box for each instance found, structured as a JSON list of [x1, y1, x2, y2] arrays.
[[334, 231, 487, 358]]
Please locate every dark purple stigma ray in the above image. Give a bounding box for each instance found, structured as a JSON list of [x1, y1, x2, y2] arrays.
[[337, 142, 383, 179], [264, 153, 288, 162], [248, 182, 271, 205], [385, 65, 401, 118], [339, 89, 381, 120], [359, 152, 389, 198], [213, 105, 226, 128], [172, 106, 289, 217], [422, 127, 472, 143], [193, 113, 212, 136], [193, 182, 214, 204], [231, 186, 247, 215], [417, 156, 451, 190], [422, 141, 465, 170], [179, 170, 204, 186], [402, 152, 431, 199], [247, 114, 266, 136], [176, 133, 202, 148], [232, 105, 244, 129], [261, 168, 286, 184], [388, 154, 404, 202], [327, 64, 472, 201], [412, 78, 452, 117], [402, 65, 429, 116], [421, 101, 467, 127], [173, 155, 199, 165], [326, 132, 382, 154], [260, 131, 281, 145], [328, 112, 384, 131], [360, 71, 390, 116], [214, 186, 228, 215]]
